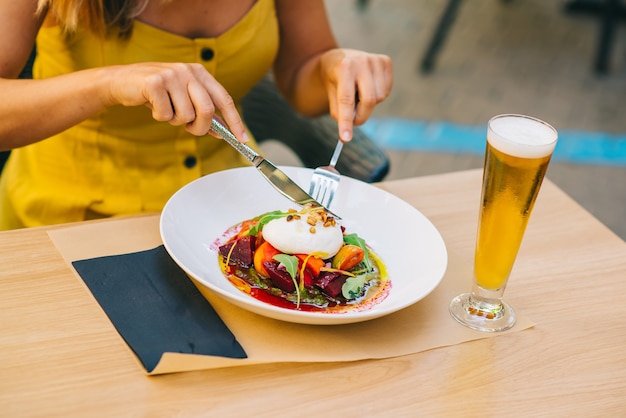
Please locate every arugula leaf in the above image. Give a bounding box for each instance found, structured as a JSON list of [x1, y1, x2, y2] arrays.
[[343, 233, 372, 271], [246, 210, 289, 236], [342, 274, 368, 299], [272, 254, 299, 279], [273, 254, 302, 307], [244, 206, 321, 237]]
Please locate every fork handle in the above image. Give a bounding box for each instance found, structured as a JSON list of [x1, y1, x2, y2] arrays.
[[327, 94, 357, 168], [329, 140, 344, 169]]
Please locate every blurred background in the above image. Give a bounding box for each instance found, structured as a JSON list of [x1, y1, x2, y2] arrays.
[[261, 0, 626, 240]]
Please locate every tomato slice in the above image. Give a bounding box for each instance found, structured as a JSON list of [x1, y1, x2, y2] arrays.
[[296, 254, 325, 277], [253, 241, 281, 277]]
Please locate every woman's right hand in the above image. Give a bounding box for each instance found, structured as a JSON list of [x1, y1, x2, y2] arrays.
[[106, 62, 249, 142], [1, 4, 250, 148]]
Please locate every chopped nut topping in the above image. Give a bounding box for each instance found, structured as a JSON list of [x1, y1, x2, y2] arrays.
[[288, 205, 338, 233]]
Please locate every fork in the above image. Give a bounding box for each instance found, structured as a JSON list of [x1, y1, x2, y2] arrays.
[[308, 139, 344, 208]]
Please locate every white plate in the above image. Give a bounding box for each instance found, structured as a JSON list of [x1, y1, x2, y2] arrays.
[[160, 166, 447, 325]]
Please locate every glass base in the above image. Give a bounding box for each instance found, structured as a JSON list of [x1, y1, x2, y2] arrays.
[[449, 292, 516, 332]]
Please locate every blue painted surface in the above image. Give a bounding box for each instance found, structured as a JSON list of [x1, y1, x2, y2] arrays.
[[361, 118, 626, 166]]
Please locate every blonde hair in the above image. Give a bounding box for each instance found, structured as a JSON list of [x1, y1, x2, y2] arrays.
[[37, 0, 150, 37]]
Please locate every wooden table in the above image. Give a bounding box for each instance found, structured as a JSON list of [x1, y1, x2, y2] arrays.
[[2, 169, 625, 416]]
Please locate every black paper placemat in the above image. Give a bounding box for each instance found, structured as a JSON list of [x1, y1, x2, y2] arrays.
[[72, 245, 247, 372]]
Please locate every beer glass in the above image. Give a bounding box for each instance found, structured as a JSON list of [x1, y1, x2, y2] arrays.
[[449, 114, 558, 332]]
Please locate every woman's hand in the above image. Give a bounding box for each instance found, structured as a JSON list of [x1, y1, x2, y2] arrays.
[[106, 62, 249, 142], [318, 48, 393, 142]]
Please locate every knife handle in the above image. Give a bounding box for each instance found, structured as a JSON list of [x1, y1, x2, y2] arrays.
[[210, 118, 260, 164]]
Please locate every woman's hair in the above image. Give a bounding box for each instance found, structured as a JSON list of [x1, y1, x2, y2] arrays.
[[37, 0, 150, 37]]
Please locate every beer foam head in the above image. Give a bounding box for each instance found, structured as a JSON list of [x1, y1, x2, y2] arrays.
[[488, 114, 558, 158]]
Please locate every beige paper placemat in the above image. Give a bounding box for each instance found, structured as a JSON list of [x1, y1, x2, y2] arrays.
[[48, 215, 534, 374]]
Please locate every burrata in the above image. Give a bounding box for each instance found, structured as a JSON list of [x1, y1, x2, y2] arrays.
[[262, 208, 343, 258]]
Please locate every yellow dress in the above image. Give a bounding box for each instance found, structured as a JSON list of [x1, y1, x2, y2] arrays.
[[0, 0, 278, 229]]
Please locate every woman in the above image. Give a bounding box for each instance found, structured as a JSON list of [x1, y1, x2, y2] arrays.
[[0, 0, 393, 229]]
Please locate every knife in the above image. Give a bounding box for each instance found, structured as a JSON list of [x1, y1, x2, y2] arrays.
[[210, 118, 341, 219]]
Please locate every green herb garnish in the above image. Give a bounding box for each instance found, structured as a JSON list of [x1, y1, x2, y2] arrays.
[[246, 210, 290, 236], [272, 254, 302, 307], [342, 274, 368, 299], [245, 206, 321, 237]]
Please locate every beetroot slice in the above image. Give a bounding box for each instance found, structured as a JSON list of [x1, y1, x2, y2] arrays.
[[263, 261, 296, 292], [301, 267, 315, 288], [218, 236, 255, 267], [314, 271, 348, 298]]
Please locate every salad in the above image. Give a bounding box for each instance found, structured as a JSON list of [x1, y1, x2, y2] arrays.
[[216, 204, 390, 312]]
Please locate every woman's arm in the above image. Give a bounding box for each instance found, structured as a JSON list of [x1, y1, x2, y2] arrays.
[[0, 1, 248, 151], [273, 0, 393, 142]]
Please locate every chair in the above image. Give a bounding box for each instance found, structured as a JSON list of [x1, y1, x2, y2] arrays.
[[0, 53, 390, 183], [353, 0, 464, 73], [357, 0, 624, 75], [565, 0, 626, 74], [421, 0, 625, 75], [0, 151, 9, 172]]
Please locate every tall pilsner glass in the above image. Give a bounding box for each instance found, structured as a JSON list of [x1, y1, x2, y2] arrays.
[[449, 114, 558, 332]]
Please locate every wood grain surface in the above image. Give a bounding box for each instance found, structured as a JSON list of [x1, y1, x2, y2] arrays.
[[1, 169, 625, 417]]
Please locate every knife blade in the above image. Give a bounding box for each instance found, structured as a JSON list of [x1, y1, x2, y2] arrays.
[[210, 118, 341, 219]]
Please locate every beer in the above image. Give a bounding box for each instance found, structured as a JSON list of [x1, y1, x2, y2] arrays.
[[474, 115, 558, 291], [450, 114, 557, 332]]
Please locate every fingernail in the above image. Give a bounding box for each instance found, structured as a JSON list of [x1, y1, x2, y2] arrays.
[[341, 130, 351, 141], [241, 132, 250, 143]]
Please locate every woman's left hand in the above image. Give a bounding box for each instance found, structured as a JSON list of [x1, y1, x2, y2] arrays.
[[319, 48, 393, 142]]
